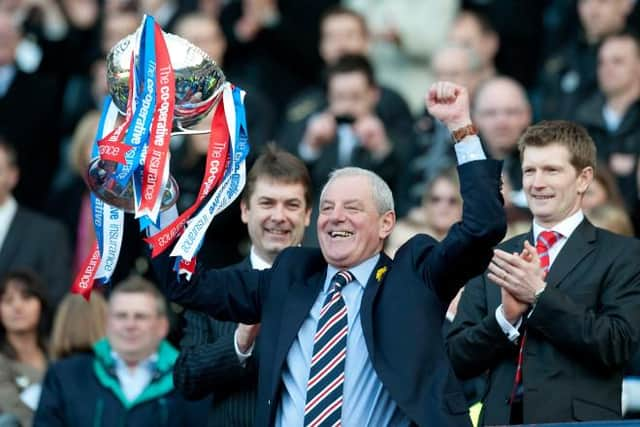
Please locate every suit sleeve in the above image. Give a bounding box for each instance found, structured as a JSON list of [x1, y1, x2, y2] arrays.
[[151, 250, 277, 324], [32, 366, 66, 427], [173, 310, 257, 400], [423, 159, 507, 303], [527, 240, 640, 369], [445, 274, 517, 379]]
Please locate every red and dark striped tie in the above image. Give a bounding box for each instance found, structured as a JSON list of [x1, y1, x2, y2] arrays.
[[510, 230, 562, 406], [304, 270, 354, 427]]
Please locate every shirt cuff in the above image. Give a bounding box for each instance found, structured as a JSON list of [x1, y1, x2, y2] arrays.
[[454, 135, 486, 165], [234, 328, 254, 366], [495, 305, 522, 342]]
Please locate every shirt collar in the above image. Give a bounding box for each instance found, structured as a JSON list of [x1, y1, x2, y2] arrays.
[[249, 246, 272, 270], [0, 65, 16, 97], [326, 253, 381, 291], [111, 350, 158, 372], [533, 210, 584, 241], [0, 196, 17, 221]]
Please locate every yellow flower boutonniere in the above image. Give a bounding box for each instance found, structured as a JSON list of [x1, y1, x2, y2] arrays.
[[375, 266, 388, 283]]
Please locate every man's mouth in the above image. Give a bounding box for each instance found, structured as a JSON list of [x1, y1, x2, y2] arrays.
[[265, 228, 289, 236], [329, 231, 353, 238], [532, 195, 554, 200]]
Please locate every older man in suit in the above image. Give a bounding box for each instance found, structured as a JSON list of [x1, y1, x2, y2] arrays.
[[154, 81, 506, 427], [446, 120, 640, 425], [173, 145, 312, 426]]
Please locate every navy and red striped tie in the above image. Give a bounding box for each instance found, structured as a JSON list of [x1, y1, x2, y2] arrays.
[[304, 270, 354, 427]]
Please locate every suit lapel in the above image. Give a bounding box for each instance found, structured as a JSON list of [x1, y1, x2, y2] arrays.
[[269, 268, 326, 396], [546, 219, 596, 289], [360, 254, 392, 355], [0, 208, 22, 273]]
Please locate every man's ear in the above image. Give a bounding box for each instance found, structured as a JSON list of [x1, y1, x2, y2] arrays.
[[240, 199, 249, 224], [379, 210, 396, 240], [577, 166, 594, 194]]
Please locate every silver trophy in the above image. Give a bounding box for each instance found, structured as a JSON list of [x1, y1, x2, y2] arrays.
[[86, 27, 226, 213]]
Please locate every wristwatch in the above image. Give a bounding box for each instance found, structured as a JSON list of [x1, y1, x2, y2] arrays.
[[451, 123, 477, 142]]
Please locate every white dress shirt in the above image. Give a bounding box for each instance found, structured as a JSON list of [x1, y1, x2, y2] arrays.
[[496, 210, 585, 340]]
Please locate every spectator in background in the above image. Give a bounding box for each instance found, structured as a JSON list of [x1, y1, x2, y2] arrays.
[[587, 203, 635, 236], [0, 140, 71, 308], [538, 0, 633, 121], [448, 9, 498, 87], [279, 5, 413, 164], [403, 42, 485, 209], [581, 166, 626, 213], [218, 0, 338, 116], [282, 55, 404, 245], [575, 31, 640, 213], [472, 76, 532, 207], [49, 292, 107, 360], [0, 12, 62, 210], [386, 167, 462, 257], [344, 0, 460, 113], [173, 145, 311, 427], [34, 276, 208, 427], [0, 270, 51, 427]]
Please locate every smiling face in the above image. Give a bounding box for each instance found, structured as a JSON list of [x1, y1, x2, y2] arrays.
[[318, 174, 395, 269], [107, 292, 168, 364], [241, 178, 311, 264], [522, 143, 593, 228]]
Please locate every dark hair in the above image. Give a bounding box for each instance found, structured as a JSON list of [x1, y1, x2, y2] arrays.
[[325, 54, 376, 87], [0, 270, 51, 359], [241, 143, 312, 209], [518, 120, 596, 172], [320, 5, 368, 37]]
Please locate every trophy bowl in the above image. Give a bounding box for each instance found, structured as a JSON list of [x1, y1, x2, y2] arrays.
[[87, 26, 226, 213]]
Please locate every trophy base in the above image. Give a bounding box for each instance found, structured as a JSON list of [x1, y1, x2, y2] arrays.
[[86, 158, 179, 214]]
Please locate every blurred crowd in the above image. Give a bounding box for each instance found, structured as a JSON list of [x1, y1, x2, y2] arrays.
[[1, 0, 640, 425]]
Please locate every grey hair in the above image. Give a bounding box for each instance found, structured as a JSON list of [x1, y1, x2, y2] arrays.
[[320, 167, 394, 214]]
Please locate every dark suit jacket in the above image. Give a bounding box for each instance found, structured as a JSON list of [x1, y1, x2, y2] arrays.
[[0, 206, 71, 307], [154, 159, 506, 427], [0, 69, 61, 210], [174, 257, 258, 427], [446, 220, 640, 425]]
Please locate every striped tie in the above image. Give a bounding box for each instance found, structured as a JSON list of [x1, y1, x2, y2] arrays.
[[536, 230, 562, 275], [304, 270, 354, 427]]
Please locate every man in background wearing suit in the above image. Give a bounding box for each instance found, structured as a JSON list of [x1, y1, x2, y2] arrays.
[[0, 139, 70, 308], [154, 81, 506, 427], [173, 145, 312, 426], [447, 120, 640, 425]]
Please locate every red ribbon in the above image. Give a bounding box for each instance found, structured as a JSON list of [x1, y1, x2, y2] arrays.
[[139, 23, 175, 214], [70, 242, 101, 300], [145, 99, 230, 257]]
